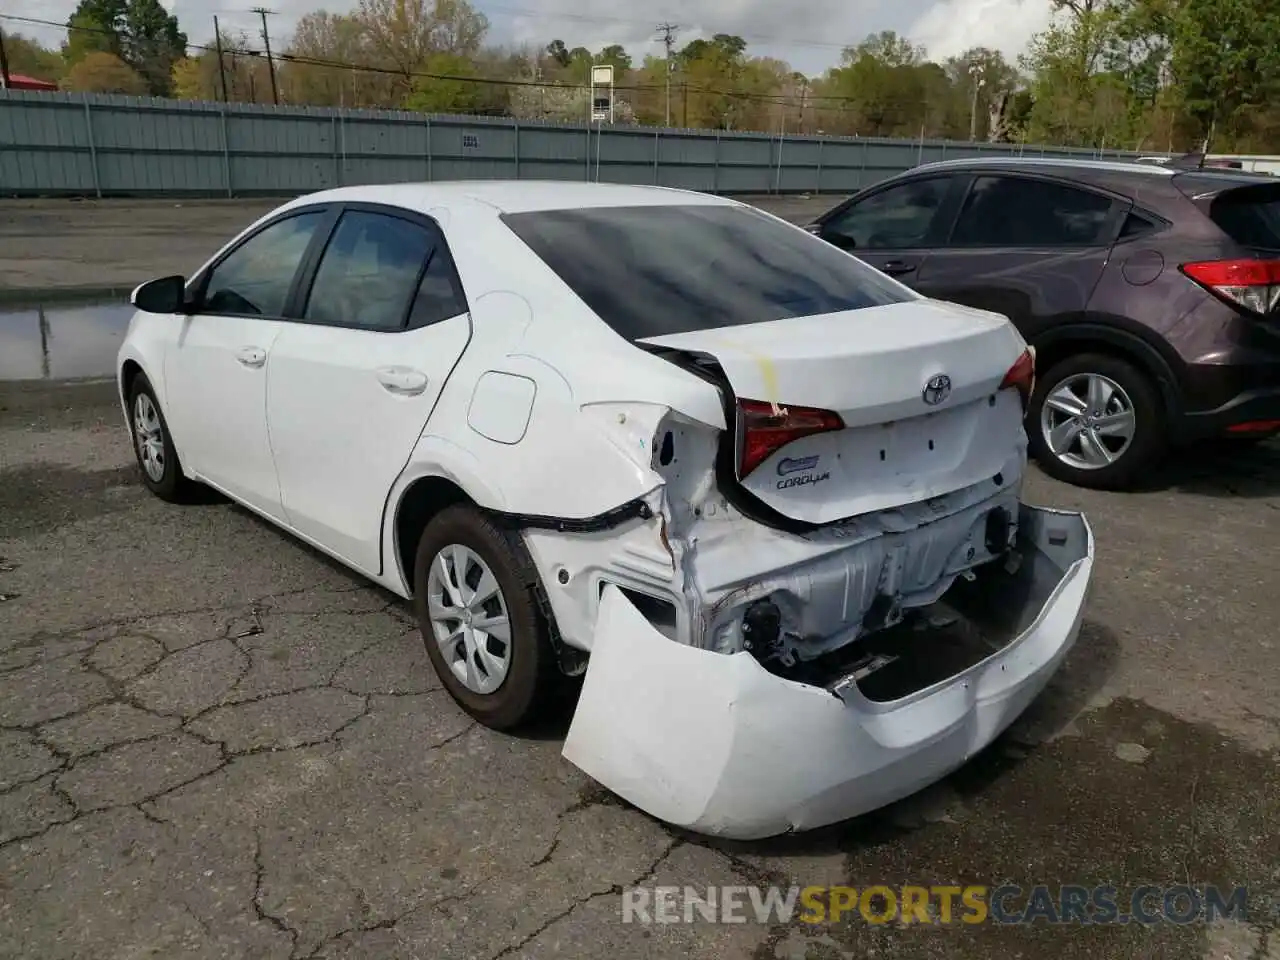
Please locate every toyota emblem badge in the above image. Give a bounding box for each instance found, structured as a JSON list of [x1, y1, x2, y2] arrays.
[[922, 374, 952, 406]]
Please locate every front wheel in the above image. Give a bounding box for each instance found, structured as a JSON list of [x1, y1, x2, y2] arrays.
[[1027, 353, 1166, 490], [412, 505, 563, 731], [127, 373, 197, 503]]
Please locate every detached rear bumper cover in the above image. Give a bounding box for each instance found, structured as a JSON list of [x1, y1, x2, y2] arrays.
[[561, 504, 1093, 841]]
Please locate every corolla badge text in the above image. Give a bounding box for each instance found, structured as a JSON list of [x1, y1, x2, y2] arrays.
[[922, 374, 952, 406], [775, 456, 830, 490]]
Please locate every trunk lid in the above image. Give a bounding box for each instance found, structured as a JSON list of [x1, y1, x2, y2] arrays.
[[639, 299, 1029, 524]]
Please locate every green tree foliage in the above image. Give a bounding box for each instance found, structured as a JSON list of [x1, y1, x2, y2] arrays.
[[1, 33, 65, 82], [404, 51, 485, 113], [16, 0, 1275, 151], [62, 49, 148, 94], [63, 0, 186, 96]]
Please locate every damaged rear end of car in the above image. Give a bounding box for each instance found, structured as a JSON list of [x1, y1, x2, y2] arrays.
[[502, 200, 1095, 840]]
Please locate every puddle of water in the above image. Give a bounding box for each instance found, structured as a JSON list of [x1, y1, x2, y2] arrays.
[[0, 299, 133, 382]]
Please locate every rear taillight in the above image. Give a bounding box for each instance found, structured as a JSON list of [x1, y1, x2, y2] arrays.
[[1180, 259, 1280, 315], [1000, 347, 1035, 411], [736, 398, 844, 479]]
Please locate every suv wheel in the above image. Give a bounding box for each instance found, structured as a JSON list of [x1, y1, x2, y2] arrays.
[[1028, 353, 1165, 490]]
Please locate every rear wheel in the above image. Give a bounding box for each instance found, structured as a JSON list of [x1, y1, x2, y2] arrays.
[[412, 505, 562, 731], [1028, 353, 1165, 490]]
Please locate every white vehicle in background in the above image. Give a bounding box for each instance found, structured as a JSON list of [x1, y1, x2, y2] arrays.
[[117, 181, 1094, 840]]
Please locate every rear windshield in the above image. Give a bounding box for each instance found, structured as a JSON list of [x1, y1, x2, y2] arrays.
[[1209, 184, 1280, 250], [501, 204, 914, 340]]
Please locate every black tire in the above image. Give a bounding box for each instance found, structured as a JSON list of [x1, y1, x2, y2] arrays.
[[1027, 353, 1166, 491], [412, 505, 563, 731], [126, 373, 196, 503]]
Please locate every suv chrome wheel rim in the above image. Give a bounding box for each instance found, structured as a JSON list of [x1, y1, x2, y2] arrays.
[[425, 544, 511, 695], [133, 393, 166, 483], [1040, 372, 1137, 471]]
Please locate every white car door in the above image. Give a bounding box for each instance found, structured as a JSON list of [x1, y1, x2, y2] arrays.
[[265, 205, 472, 575], [164, 208, 332, 519]]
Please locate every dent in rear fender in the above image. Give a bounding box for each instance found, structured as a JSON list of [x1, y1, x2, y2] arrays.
[[562, 506, 1094, 840]]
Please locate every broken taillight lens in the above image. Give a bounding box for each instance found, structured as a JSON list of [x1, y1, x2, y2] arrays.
[[1180, 259, 1280, 315], [736, 398, 844, 479], [999, 347, 1035, 411]]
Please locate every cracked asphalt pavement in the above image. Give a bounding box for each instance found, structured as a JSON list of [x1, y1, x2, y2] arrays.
[[2, 198, 1280, 960]]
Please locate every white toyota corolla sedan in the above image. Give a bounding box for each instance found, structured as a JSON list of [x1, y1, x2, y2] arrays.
[[117, 181, 1094, 840]]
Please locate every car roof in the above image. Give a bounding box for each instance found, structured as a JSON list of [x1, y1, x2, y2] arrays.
[[281, 180, 738, 216]]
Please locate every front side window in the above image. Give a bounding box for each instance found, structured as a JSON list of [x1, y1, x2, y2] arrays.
[[949, 176, 1115, 247], [502, 203, 915, 341], [202, 212, 324, 317], [822, 177, 952, 250], [305, 211, 436, 330]]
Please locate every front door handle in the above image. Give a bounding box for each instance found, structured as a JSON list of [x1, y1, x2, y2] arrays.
[[235, 346, 267, 368], [375, 366, 428, 396], [880, 260, 917, 277]]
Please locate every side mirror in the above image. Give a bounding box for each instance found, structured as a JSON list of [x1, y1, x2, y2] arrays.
[[131, 275, 187, 314]]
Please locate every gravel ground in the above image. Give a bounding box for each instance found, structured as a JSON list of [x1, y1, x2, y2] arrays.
[[0, 196, 1278, 960]]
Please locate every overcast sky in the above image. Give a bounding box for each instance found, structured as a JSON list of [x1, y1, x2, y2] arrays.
[[3, 0, 1056, 76]]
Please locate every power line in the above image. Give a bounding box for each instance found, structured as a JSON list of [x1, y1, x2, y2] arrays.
[[0, 11, 952, 115], [0, 27, 12, 89], [250, 7, 279, 104], [212, 15, 228, 102], [655, 22, 679, 125]]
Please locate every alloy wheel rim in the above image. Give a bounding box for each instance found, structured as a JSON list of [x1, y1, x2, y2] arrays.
[[425, 544, 512, 695], [133, 393, 166, 483], [1039, 372, 1137, 471]]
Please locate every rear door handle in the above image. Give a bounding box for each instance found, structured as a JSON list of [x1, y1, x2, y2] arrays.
[[375, 366, 428, 396], [235, 346, 266, 368], [881, 260, 917, 277]]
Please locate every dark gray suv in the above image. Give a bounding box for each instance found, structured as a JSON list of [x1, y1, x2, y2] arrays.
[[808, 157, 1280, 490]]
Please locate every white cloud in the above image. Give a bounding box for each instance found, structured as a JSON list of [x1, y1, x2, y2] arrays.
[[907, 0, 1055, 63], [4, 0, 1055, 75]]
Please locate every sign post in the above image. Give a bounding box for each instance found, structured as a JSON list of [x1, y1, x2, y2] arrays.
[[591, 65, 614, 124]]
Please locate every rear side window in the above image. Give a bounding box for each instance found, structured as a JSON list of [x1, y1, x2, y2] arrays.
[[1210, 185, 1280, 250], [1119, 212, 1159, 240], [305, 211, 434, 330], [501, 204, 914, 340], [950, 176, 1115, 247], [407, 251, 467, 329]]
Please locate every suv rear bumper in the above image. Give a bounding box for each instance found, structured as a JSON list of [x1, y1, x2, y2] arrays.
[[1175, 386, 1280, 441]]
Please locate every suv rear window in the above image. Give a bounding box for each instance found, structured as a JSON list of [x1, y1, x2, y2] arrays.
[[1209, 184, 1280, 250], [501, 204, 914, 340]]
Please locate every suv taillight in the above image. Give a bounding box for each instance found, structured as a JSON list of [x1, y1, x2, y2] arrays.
[[1180, 259, 1280, 315], [736, 398, 844, 479], [1000, 347, 1035, 411]]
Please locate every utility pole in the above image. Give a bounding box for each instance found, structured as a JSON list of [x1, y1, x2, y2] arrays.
[[212, 16, 228, 103], [0, 28, 12, 89], [655, 22, 679, 126], [252, 7, 279, 105], [968, 61, 985, 143]]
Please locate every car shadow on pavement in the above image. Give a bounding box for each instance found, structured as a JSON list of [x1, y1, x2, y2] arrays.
[[1131, 438, 1280, 498], [687, 618, 1122, 859]]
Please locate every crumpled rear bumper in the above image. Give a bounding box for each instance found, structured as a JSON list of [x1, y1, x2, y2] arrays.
[[561, 503, 1093, 841]]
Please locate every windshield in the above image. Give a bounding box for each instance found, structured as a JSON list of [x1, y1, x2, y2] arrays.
[[501, 204, 915, 340]]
